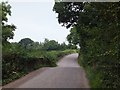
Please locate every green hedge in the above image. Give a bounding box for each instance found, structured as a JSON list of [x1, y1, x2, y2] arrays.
[[2, 53, 53, 85]]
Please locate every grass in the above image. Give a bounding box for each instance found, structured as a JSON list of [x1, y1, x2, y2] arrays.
[[78, 53, 103, 88], [85, 67, 102, 88]]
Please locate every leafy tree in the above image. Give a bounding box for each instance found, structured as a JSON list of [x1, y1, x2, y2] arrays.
[[67, 43, 77, 49], [19, 38, 34, 49], [67, 26, 80, 45], [53, 2, 84, 28], [60, 42, 67, 50], [43, 38, 60, 51], [32, 42, 41, 50], [1, 2, 16, 45]]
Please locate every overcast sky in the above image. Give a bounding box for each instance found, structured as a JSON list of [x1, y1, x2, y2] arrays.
[[6, 0, 70, 43]]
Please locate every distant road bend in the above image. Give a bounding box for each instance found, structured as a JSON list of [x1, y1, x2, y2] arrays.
[[3, 53, 90, 88]]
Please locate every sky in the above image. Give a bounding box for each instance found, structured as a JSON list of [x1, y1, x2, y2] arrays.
[[5, 0, 70, 44]]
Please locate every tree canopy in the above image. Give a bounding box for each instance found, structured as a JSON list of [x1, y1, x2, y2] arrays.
[[19, 38, 34, 49], [1, 2, 16, 45]]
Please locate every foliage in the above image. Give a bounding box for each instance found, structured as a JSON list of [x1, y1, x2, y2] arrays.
[[1, 2, 16, 44], [18, 38, 77, 51], [53, 2, 84, 28], [53, 2, 120, 88], [67, 26, 80, 45], [18, 38, 34, 50], [43, 38, 60, 51]]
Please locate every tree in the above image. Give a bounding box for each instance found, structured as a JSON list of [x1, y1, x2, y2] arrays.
[[67, 43, 77, 49], [32, 42, 41, 50], [53, 2, 120, 88], [53, 2, 84, 28], [67, 26, 80, 45], [60, 42, 67, 50], [1, 2, 16, 45], [43, 38, 60, 51], [19, 38, 34, 49]]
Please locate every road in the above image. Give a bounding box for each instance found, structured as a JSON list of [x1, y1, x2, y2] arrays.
[[3, 53, 89, 88]]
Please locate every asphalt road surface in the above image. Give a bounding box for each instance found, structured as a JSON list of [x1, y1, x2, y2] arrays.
[[3, 53, 90, 88]]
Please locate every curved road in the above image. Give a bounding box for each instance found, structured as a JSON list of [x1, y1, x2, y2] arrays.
[[3, 53, 89, 88]]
